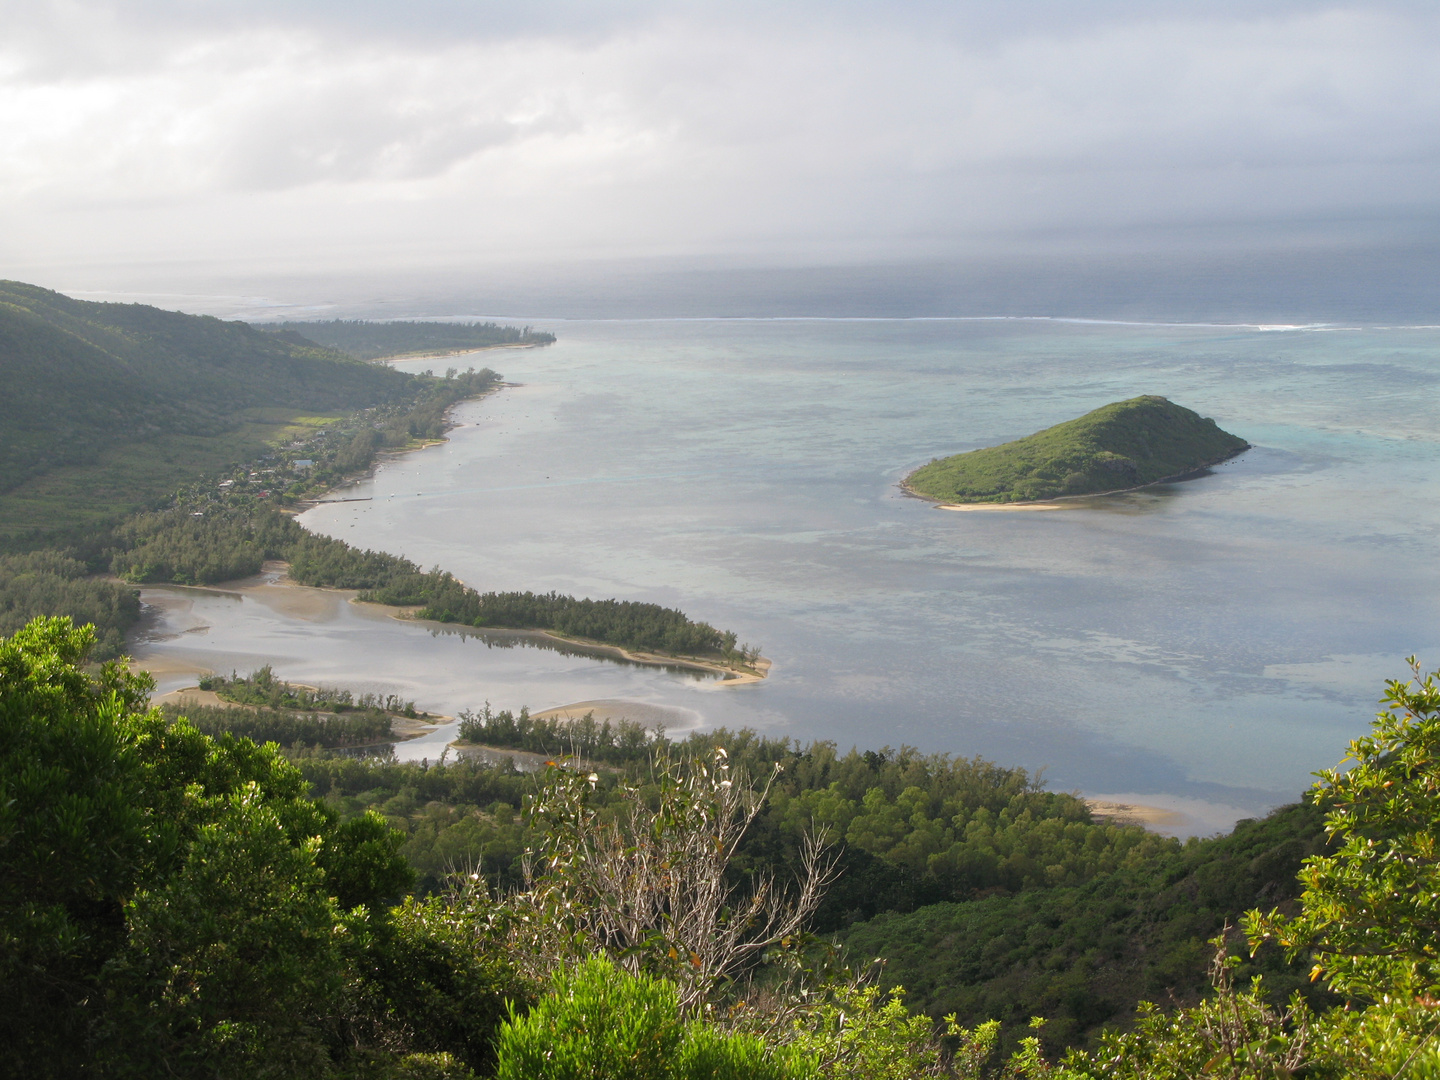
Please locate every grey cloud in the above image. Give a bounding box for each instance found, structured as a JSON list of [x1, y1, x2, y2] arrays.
[[4, 0, 1440, 272]]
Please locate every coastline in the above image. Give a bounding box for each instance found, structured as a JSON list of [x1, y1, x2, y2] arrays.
[[900, 445, 1251, 510], [294, 381, 513, 510], [290, 378, 768, 682], [124, 374, 767, 704]]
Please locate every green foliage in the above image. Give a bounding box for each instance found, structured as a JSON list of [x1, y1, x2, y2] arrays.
[[0, 615, 546, 1079], [1056, 937, 1315, 1080], [98, 786, 353, 1075], [457, 702, 652, 763], [112, 504, 300, 583], [494, 957, 810, 1080], [1247, 658, 1440, 1001], [353, 894, 530, 1075], [494, 957, 687, 1080], [164, 702, 393, 749], [0, 617, 157, 1071], [202, 664, 419, 717], [418, 582, 730, 656], [267, 319, 554, 361], [0, 549, 139, 658], [779, 982, 998, 1080], [905, 396, 1250, 504], [298, 755, 533, 894], [294, 721, 1330, 1053], [1305, 997, 1440, 1079], [841, 802, 1330, 1053]]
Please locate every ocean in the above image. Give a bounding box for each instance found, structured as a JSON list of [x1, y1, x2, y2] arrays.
[[131, 307, 1440, 834]]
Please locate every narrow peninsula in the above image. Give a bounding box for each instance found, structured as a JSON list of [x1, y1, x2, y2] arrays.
[[904, 395, 1249, 504]]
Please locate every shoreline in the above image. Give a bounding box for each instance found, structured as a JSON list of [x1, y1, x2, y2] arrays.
[[1084, 798, 1188, 832], [125, 375, 768, 702], [293, 382, 514, 510], [288, 378, 768, 683], [900, 445, 1251, 510]]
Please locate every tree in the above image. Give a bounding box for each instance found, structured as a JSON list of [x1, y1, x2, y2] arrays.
[[0, 617, 158, 1073], [1245, 657, 1440, 1001], [505, 750, 838, 1013], [0, 616, 469, 1078]]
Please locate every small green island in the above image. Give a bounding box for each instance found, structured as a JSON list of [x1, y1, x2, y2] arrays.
[[904, 395, 1250, 504]]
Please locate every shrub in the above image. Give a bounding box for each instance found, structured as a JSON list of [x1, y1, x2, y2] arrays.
[[493, 957, 812, 1080]]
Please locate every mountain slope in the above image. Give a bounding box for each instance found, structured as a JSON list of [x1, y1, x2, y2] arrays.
[[0, 281, 407, 490], [904, 396, 1249, 504]]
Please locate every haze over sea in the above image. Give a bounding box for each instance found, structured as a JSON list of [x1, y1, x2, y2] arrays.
[[127, 254, 1440, 834]]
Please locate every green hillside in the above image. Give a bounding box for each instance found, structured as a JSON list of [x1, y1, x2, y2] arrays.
[[264, 319, 555, 360], [0, 281, 409, 539], [905, 396, 1249, 504]]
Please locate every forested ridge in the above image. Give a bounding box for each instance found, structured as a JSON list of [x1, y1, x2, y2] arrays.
[[9, 614, 1440, 1078]]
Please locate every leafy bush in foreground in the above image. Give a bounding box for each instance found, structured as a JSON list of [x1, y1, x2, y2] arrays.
[[493, 957, 812, 1080]]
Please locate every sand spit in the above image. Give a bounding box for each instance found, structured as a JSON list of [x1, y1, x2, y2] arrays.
[[131, 562, 769, 687], [530, 699, 700, 728]]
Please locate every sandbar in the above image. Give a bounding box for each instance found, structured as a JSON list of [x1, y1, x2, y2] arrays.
[[531, 698, 700, 728], [1085, 799, 1188, 831]]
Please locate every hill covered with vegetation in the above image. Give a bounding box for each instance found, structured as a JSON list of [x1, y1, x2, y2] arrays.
[[905, 396, 1249, 504], [264, 319, 555, 360], [0, 280, 414, 540]]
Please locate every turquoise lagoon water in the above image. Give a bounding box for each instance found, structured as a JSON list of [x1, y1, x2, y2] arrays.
[[134, 317, 1440, 832]]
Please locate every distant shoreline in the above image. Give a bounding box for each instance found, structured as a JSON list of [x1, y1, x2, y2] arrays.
[[375, 341, 551, 363]]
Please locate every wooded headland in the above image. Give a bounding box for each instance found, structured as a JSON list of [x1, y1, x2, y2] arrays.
[[260, 319, 556, 361]]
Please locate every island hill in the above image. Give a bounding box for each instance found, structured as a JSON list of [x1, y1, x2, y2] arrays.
[[904, 395, 1250, 504]]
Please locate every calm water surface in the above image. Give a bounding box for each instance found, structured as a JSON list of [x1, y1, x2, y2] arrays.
[[133, 318, 1440, 831]]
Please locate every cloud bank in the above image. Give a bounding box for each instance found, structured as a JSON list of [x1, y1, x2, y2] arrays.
[[4, 1, 1440, 278]]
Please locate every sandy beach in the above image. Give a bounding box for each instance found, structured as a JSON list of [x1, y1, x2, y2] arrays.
[[531, 698, 701, 728], [1085, 799, 1189, 831], [938, 502, 1083, 512]]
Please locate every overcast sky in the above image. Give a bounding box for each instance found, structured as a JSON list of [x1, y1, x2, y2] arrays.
[[4, 1, 1440, 284]]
